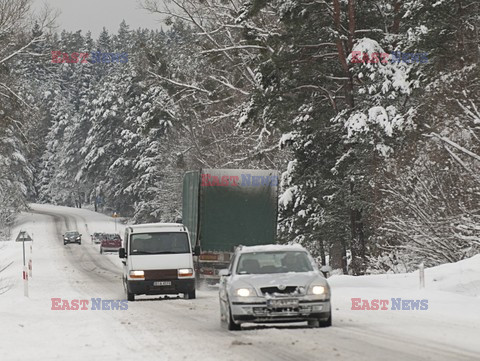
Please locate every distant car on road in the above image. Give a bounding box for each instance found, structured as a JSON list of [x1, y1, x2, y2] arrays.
[[219, 244, 331, 330], [63, 231, 82, 245], [91, 232, 105, 244], [100, 233, 122, 254]]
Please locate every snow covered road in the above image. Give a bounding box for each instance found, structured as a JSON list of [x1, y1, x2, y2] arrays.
[[0, 204, 479, 361]]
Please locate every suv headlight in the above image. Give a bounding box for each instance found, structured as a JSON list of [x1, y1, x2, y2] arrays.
[[308, 284, 328, 296], [234, 288, 256, 297]]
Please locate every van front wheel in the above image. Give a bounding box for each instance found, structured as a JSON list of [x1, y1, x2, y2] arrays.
[[184, 290, 196, 299], [124, 279, 135, 301]]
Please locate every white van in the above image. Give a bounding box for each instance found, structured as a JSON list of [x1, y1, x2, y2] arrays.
[[119, 223, 196, 301]]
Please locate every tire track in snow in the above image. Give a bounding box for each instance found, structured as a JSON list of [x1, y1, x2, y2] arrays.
[[30, 205, 478, 361], [31, 207, 310, 360]]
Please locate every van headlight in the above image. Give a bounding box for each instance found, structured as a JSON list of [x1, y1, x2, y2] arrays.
[[129, 270, 145, 280], [178, 268, 194, 277]]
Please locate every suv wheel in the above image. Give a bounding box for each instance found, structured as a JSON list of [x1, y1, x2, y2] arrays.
[[224, 300, 241, 331], [308, 311, 332, 328], [100, 247, 103, 254], [319, 313, 332, 327]]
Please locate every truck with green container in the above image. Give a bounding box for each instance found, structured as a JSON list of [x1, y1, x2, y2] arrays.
[[182, 169, 279, 284]]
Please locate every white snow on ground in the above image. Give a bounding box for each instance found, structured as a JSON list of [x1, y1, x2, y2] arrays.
[[329, 257, 480, 356], [0, 204, 479, 361], [0, 205, 130, 360]]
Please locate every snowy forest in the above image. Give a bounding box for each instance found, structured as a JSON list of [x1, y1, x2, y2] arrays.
[[0, 0, 479, 275]]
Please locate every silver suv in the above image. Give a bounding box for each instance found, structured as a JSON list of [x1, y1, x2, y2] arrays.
[[219, 244, 331, 330]]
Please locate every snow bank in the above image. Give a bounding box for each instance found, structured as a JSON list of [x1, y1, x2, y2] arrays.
[[329, 255, 480, 355]]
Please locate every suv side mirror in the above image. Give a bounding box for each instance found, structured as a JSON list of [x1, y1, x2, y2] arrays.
[[218, 269, 230, 277], [119, 248, 126, 259], [193, 245, 201, 256]]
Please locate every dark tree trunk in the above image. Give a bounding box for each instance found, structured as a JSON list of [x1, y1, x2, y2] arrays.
[[349, 182, 366, 275], [318, 238, 326, 266], [329, 241, 344, 271], [341, 236, 349, 274]]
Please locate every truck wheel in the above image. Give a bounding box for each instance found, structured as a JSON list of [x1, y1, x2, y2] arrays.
[[184, 290, 196, 299]]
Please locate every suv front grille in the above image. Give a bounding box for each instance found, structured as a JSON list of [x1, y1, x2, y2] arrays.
[[261, 286, 299, 295]]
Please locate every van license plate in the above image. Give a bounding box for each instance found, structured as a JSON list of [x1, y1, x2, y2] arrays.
[[154, 281, 172, 286]]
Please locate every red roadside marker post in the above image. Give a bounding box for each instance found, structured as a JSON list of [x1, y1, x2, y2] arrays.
[[29, 236, 33, 277], [113, 212, 119, 232], [16, 231, 33, 297], [419, 263, 425, 289]]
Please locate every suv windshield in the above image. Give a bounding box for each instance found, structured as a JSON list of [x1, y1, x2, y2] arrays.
[[130, 232, 190, 255], [236, 251, 313, 274], [65, 232, 79, 237]]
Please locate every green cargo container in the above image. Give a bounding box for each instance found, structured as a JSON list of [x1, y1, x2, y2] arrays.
[[182, 169, 279, 253]]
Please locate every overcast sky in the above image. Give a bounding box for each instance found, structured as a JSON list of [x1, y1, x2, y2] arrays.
[[33, 0, 166, 37]]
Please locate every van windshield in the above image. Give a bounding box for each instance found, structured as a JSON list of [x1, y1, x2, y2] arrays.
[[130, 232, 190, 255]]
